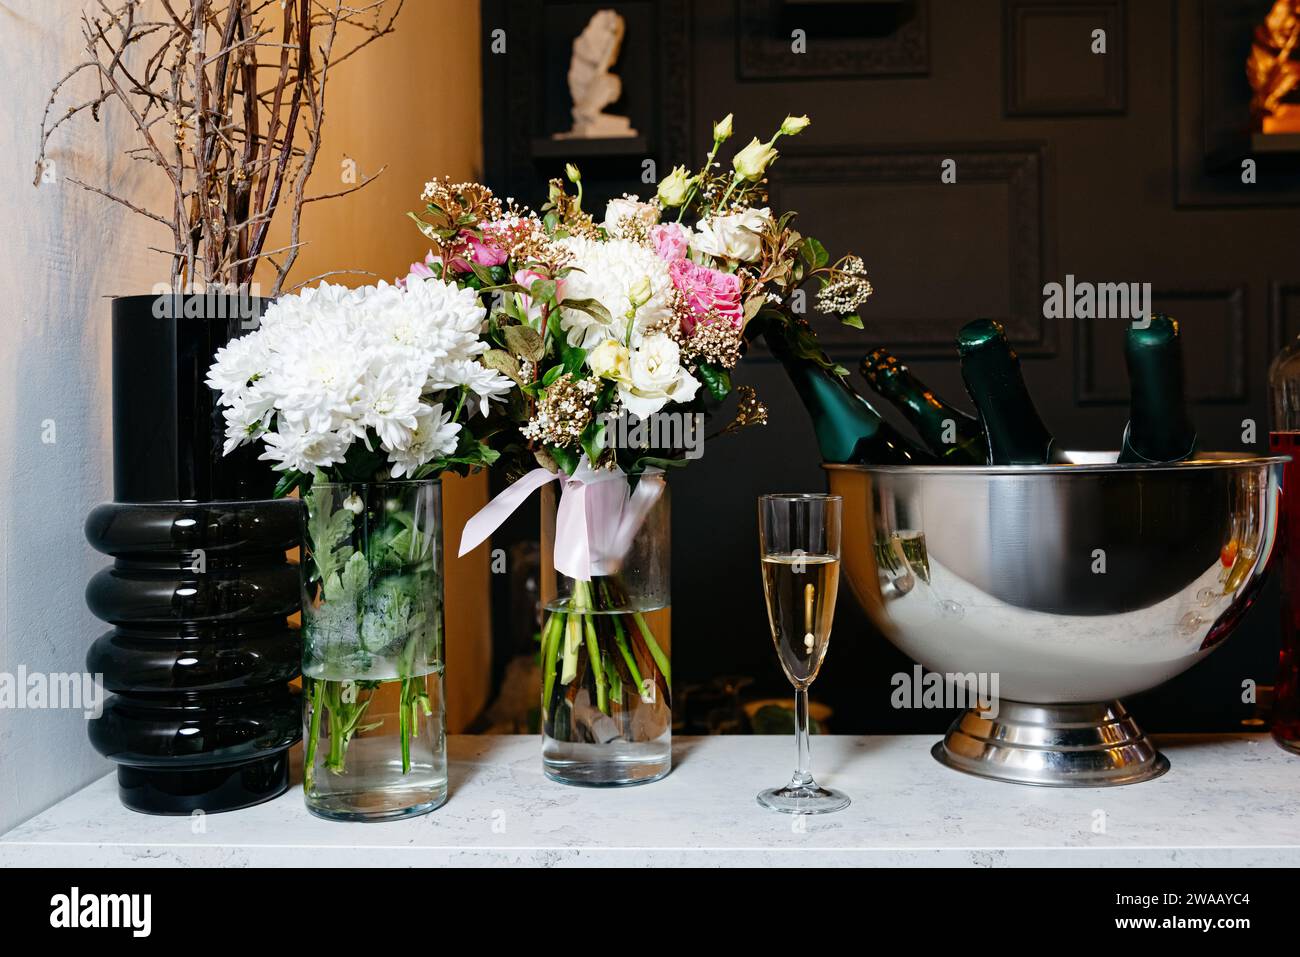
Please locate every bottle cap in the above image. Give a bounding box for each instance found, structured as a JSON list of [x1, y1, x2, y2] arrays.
[[1126, 314, 1178, 351], [956, 318, 1006, 355]]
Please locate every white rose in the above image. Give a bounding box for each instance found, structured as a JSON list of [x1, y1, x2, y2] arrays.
[[691, 207, 771, 262], [603, 197, 660, 238], [618, 334, 700, 418]]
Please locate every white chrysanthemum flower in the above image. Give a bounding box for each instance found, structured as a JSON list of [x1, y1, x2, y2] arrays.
[[221, 392, 274, 456], [427, 358, 515, 417], [556, 237, 674, 350], [387, 404, 460, 479], [208, 277, 496, 478], [358, 359, 425, 452], [208, 333, 270, 405], [258, 426, 352, 474]]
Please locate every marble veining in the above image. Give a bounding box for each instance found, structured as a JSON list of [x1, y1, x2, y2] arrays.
[[2, 734, 1297, 867]]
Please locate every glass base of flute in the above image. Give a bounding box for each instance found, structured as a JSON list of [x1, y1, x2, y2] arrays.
[[757, 494, 850, 815], [756, 686, 849, 814]]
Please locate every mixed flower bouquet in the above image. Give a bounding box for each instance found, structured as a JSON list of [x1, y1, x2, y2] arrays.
[[207, 277, 512, 796], [428, 113, 875, 758], [206, 109, 876, 788]]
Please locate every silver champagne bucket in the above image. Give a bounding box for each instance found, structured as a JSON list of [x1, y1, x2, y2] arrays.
[[827, 451, 1287, 786]]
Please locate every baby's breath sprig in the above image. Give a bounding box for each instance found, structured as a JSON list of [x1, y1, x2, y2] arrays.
[[815, 255, 875, 317], [520, 373, 600, 449]]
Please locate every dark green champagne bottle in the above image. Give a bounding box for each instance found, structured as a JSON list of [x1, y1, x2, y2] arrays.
[[766, 332, 934, 465], [1118, 314, 1197, 463], [957, 318, 1068, 464], [861, 348, 984, 464]]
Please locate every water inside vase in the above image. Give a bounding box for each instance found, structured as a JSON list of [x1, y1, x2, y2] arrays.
[[303, 670, 447, 821], [541, 602, 671, 786]]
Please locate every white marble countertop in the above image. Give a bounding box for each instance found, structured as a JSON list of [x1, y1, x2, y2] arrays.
[[2, 734, 1297, 867]]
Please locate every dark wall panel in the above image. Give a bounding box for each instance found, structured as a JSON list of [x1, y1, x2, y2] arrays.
[[481, 0, 1297, 734]]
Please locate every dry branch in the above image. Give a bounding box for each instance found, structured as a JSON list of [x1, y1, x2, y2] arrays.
[[36, 0, 403, 293]]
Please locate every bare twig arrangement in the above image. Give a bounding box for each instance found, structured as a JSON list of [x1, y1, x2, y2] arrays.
[[35, 0, 403, 294]]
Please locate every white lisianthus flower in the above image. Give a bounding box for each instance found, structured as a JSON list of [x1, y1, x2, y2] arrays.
[[655, 166, 693, 208], [556, 237, 674, 350], [588, 339, 631, 380], [602, 196, 660, 238], [692, 207, 771, 263], [780, 114, 811, 135], [731, 137, 778, 181], [618, 333, 700, 417]]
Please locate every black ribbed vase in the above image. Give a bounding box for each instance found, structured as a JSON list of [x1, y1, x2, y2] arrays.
[[85, 294, 302, 814]]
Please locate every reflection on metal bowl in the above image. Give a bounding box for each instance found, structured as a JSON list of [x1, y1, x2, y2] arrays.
[[827, 452, 1287, 787]]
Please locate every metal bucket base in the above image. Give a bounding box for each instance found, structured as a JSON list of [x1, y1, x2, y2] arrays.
[[932, 699, 1170, 787]]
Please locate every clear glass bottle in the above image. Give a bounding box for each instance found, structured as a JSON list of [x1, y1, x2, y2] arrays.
[[300, 479, 447, 820], [1268, 342, 1300, 755], [539, 471, 672, 786]]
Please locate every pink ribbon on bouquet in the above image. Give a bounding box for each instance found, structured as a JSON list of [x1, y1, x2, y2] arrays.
[[457, 457, 664, 581]]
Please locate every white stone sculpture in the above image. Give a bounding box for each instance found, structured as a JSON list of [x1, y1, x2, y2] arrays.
[[555, 9, 638, 139]]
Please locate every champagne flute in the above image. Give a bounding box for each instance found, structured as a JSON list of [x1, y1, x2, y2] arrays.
[[756, 493, 849, 814]]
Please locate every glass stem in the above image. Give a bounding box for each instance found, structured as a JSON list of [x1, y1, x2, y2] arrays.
[[792, 686, 813, 788]]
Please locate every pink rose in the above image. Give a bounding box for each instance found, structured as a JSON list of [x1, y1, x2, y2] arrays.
[[409, 250, 438, 278], [463, 230, 508, 267], [668, 258, 743, 334], [399, 250, 440, 288], [649, 223, 690, 262], [442, 230, 508, 274]]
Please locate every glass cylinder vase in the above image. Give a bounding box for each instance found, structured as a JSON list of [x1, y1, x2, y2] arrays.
[[301, 479, 447, 821], [539, 472, 671, 786]]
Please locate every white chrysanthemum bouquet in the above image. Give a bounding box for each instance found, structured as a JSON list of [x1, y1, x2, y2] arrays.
[[208, 276, 512, 491], [209, 276, 514, 794]]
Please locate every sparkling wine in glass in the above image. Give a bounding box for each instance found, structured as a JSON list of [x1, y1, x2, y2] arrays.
[[756, 493, 850, 814]]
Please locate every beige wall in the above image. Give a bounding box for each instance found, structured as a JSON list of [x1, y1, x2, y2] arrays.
[[261, 0, 492, 732], [0, 0, 175, 831]]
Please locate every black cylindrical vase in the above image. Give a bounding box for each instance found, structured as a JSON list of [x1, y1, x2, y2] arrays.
[[85, 294, 302, 814]]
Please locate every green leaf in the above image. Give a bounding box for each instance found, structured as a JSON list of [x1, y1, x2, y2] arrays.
[[697, 363, 732, 401], [559, 297, 613, 326], [406, 211, 439, 240], [338, 552, 369, 598], [469, 260, 497, 287], [385, 527, 414, 561], [561, 343, 587, 375], [502, 325, 545, 363], [801, 236, 829, 269], [528, 278, 558, 303], [273, 469, 307, 499], [483, 348, 523, 383], [305, 481, 357, 596], [627, 454, 690, 474], [549, 444, 579, 475], [541, 364, 565, 387], [534, 447, 560, 472], [840, 313, 864, 330], [579, 419, 607, 465]]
